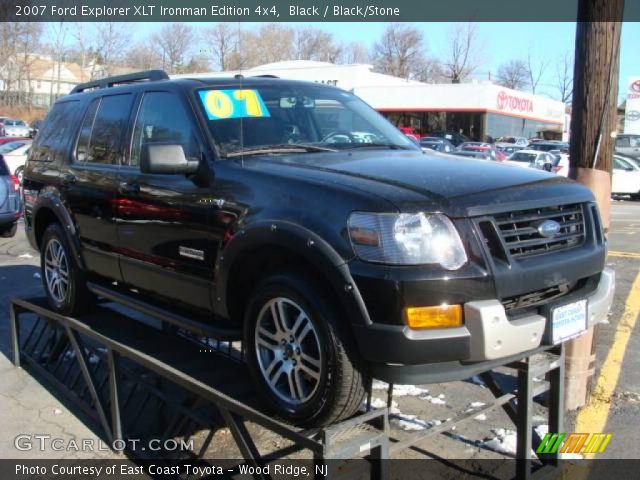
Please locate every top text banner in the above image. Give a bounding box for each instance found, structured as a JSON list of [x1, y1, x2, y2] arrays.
[[4, 0, 640, 22]]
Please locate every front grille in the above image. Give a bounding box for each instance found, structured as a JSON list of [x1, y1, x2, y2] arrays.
[[493, 203, 585, 259]]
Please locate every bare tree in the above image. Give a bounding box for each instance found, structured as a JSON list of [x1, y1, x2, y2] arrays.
[[339, 41, 369, 64], [525, 50, 548, 94], [46, 22, 68, 105], [554, 51, 574, 104], [414, 57, 447, 83], [123, 42, 163, 71], [495, 59, 528, 90], [152, 23, 194, 74], [293, 27, 341, 62], [95, 23, 130, 77], [372, 23, 426, 79], [442, 23, 480, 83], [204, 23, 239, 71]]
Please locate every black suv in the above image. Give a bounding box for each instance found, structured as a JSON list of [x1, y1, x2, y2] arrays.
[[23, 71, 614, 426]]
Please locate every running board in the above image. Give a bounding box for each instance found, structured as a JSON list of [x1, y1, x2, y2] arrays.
[[87, 282, 241, 341]]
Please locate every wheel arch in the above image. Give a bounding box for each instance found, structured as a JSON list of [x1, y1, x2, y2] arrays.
[[216, 221, 371, 330], [32, 193, 85, 269]]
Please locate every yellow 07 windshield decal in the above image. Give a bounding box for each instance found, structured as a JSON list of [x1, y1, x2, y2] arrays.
[[199, 89, 271, 120]]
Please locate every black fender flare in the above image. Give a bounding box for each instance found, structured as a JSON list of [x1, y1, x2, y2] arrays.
[[214, 220, 371, 327], [32, 192, 86, 270]]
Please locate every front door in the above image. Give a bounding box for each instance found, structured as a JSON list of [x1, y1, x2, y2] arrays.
[[115, 90, 219, 311]]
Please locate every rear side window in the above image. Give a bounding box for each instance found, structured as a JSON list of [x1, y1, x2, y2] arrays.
[[129, 92, 199, 167], [32, 100, 80, 161], [81, 94, 134, 165]]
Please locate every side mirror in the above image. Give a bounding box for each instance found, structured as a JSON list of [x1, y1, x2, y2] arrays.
[[140, 144, 199, 174]]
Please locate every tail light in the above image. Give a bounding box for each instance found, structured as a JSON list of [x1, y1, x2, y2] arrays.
[[553, 166, 564, 173], [10, 175, 20, 191]]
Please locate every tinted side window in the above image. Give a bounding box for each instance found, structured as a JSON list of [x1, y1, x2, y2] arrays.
[[32, 100, 80, 161], [130, 92, 199, 167], [88, 94, 134, 165], [76, 98, 100, 163], [616, 137, 630, 148]]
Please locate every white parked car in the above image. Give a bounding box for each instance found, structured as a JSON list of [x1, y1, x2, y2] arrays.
[[3, 119, 30, 137], [550, 152, 570, 177], [0, 139, 32, 182], [612, 155, 640, 199], [505, 149, 554, 171]]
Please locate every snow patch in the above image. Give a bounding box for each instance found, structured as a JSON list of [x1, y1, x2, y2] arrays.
[[391, 413, 433, 431], [19, 253, 33, 258], [474, 414, 487, 421], [371, 382, 429, 397], [420, 394, 446, 405], [482, 428, 518, 455]]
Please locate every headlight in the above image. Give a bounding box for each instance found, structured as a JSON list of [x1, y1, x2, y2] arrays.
[[347, 212, 467, 269]]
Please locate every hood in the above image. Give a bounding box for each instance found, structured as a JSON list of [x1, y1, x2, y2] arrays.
[[244, 149, 594, 216]]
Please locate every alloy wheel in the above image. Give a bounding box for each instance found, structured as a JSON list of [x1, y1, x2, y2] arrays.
[[44, 239, 69, 304], [254, 297, 323, 405]]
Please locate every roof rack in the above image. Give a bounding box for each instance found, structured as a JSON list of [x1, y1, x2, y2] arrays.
[[70, 70, 169, 94]]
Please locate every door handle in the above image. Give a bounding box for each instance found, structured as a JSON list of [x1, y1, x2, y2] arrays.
[[61, 174, 76, 186], [118, 181, 140, 194]]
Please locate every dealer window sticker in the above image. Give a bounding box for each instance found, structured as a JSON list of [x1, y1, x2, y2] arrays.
[[199, 89, 270, 120]]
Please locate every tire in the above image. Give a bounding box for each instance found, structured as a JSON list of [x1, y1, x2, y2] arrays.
[[40, 223, 95, 315], [244, 270, 367, 427], [630, 194, 640, 201], [0, 222, 17, 238]]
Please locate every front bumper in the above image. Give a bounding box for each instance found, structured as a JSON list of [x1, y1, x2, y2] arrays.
[[354, 267, 615, 383]]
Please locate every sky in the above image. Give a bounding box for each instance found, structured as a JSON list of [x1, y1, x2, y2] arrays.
[[124, 21, 640, 103]]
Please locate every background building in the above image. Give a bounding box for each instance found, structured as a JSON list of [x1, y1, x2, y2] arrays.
[[177, 60, 567, 141]]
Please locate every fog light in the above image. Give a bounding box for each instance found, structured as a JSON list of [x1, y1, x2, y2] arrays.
[[405, 304, 463, 329]]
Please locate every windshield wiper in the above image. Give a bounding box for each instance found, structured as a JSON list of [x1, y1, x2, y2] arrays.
[[343, 143, 411, 150], [226, 143, 338, 158]]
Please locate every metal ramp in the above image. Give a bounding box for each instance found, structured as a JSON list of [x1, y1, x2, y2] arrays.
[[10, 297, 564, 479]]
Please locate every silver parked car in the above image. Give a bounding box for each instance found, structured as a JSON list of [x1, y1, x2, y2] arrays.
[[615, 134, 640, 160], [3, 119, 30, 137]]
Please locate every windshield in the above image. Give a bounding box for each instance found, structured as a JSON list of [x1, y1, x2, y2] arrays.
[[5, 120, 25, 126], [195, 84, 416, 157], [0, 141, 26, 153], [509, 152, 537, 163]]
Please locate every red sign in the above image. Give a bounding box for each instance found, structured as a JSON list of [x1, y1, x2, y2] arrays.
[[497, 90, 534, 113]]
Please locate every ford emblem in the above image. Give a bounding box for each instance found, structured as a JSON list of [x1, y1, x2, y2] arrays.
[[537, 220, 561, 238]]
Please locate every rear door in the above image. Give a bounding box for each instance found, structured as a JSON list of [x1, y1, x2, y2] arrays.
[[61, 93, 136, 280], [115, 90, 218, 311]]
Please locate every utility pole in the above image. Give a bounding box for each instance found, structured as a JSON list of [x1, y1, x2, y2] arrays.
[[566, 0, 624, 410]]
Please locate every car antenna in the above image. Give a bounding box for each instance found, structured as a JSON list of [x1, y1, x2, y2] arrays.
[[236, 22, 245, 166]]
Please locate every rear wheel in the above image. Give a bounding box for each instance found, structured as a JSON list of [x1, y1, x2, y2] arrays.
[[40, 223, 95, 315], [14, 166, 24, 185], [244, 270, 367, 427], [0, 222, 17, 238]]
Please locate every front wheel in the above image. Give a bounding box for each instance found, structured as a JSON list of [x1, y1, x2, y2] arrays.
[[40, 223, 95, 315], [244, 270, 367, 427]]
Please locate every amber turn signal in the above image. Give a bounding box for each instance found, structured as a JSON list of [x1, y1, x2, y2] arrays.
[[405, 304, 463, 329]]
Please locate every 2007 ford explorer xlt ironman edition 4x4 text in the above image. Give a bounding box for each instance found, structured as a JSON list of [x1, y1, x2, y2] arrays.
[[22, 71, 614, 426]]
